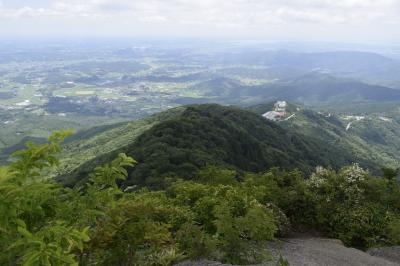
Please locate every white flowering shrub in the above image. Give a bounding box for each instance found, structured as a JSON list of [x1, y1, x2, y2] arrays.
[[304, 163, 400, 248], [340, 163, 368, 184], [308, 166, 331, 189], [339, 163, 369, 205]]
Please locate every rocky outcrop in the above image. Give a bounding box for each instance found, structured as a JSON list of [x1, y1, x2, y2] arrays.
[[267, 238, 398, 266], [176, 237, 400, 266]]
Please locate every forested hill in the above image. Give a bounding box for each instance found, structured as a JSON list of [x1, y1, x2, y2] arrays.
[[58, 104, 366, 188]]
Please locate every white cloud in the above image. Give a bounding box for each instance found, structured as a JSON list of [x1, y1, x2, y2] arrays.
[[0, 0, 399, 42]]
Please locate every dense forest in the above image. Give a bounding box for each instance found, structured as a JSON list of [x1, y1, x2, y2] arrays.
[[1, 131, 399, 265]]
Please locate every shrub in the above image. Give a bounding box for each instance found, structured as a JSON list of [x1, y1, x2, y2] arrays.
[[306, 164, 400, 248]]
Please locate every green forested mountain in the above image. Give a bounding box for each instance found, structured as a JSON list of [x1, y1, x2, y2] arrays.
[[107, 104, 359, 188], [56, 104, 388, 188]]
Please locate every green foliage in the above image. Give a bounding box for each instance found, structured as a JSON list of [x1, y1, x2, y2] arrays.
[[175, 223, 217, 258], [276, 255, 290, 266], [0, 130, 86, 265], [168, 179, 277, 264], [214, 199, 276, 263], [87, 191, 192, 265], [2, 134, 400, 265], [1, 133, 279, 265], [386, 216, 400, 245], [197, 165, 238, 185], [9, 129, 75, 182], [0, 131, 136, 265], [243, 169, 314, 229], [89, 153, 136, 189], [382, 167, 399, 182], [305, 165, 400, 247], [10, 220, 89, 266]]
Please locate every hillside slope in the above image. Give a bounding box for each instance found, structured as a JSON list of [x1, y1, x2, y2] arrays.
[[50, 107, 185, 179], [251, 102, 400, 171]]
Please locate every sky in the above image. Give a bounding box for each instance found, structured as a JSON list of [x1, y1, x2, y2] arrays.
[[0, 0, 399, 44]]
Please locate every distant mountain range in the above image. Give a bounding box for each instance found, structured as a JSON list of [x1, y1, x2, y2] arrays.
[[185, 73, 400, 105], [214, 50, 400, 88]]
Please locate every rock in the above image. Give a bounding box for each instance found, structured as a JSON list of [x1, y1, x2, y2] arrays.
[[267, 237, 398, 266], [176, 238, 399, 266], [367, 246, 400, 264]]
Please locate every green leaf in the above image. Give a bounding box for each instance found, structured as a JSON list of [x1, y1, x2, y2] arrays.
[[17, 226, 33, 239]]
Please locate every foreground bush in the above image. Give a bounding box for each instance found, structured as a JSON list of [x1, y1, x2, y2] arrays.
[[0, 133, 277, 265], [0, 133, 399, 265], [306, 164, 400, 247]]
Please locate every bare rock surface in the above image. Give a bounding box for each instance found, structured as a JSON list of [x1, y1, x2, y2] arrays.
[[268, 238, 399, 266], [176, 237, 400, 266], [367, 246, 400, 264]]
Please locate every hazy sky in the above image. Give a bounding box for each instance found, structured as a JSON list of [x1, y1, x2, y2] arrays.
[[1, 0, 399, 44]]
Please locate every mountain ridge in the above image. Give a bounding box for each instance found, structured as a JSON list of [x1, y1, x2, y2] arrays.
[[55, 103, 382, 188]]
